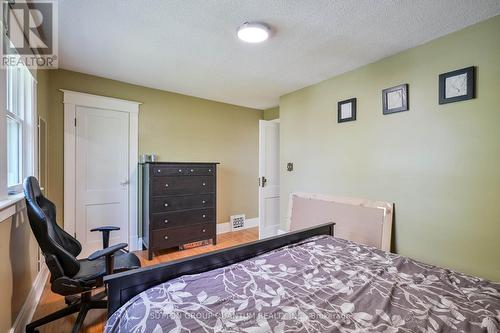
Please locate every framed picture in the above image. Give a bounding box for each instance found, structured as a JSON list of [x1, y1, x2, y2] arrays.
[[439, 66, 475, 104], [382, 84, 408, 115], [337, 98, 356, 123]]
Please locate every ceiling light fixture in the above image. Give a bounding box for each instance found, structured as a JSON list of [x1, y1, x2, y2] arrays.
[[237, 22, 270, 43]]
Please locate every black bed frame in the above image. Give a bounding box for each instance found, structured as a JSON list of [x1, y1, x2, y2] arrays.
[[104, 222, 335, 316]]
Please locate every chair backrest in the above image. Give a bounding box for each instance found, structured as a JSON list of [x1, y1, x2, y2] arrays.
[[23, 176, 82, 277]]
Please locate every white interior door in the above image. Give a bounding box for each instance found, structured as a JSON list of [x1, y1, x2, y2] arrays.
[[75, 106, 129, 256], [259, 120, 280, 239]]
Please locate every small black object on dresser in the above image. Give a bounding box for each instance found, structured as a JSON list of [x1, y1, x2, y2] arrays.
[[141, 162, 219, 260]]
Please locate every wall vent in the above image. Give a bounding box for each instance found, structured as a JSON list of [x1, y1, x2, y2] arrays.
[[230, 214, 246, 231]]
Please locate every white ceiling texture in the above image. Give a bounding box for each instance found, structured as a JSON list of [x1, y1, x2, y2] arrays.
[[58, 0, 500, 109]]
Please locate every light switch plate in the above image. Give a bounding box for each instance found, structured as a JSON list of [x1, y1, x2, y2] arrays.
[[287, 162, 293, 171]]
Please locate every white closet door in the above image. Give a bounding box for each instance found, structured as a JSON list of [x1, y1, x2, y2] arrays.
[[75, 106, 129, 256]]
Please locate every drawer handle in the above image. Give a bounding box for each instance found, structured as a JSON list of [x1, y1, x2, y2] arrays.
[[202, 200, 206, 204], [164, 219, 168, 223], [208, 169, 212, 172], [157, 169, 161, 173], [202, 182, 206, 186], [202, 229, 206, 233], [165, 184, 169, 187], [164, 203, 169, 207], [164, 236, 169, 240], [178, 169, 182, 173], [190, 169, 194, 172], [202, 214, 206, 218]]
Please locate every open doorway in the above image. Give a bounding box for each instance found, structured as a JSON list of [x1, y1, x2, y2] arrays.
[[258, 119, 280, 239]]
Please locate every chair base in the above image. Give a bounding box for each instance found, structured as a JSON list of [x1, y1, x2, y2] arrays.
[[26, 291, 107, 333]]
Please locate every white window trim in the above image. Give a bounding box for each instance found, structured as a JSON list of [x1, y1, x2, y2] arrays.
[[6, 65, 36, 194], [6, 108, 23, 194], [0, 64, 38, 219], [0, 67, 7, 201], [0, 6, 38, 220], [5, 64, 23, 193]]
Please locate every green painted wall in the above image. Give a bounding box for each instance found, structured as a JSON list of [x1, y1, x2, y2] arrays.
[[280, 16, 500, 281], [39, 69, 262, 227], [263, 106, 280, 120]]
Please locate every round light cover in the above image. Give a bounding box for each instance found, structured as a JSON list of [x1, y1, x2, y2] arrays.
[[237, 22, 270, 43]]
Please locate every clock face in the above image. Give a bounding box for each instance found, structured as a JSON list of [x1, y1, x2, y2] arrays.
[[445, 73, 468, 99]]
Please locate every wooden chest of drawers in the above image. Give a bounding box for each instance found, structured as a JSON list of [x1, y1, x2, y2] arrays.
[[141, 162, 218, 260]]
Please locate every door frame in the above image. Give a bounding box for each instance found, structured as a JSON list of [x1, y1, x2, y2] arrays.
[[258, 119, 280, 238], [62, 90, 142, 251]]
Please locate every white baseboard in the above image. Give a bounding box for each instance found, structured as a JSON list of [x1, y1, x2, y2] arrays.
[[217, 217, 259, 234], [10, 264, 49, 333], [137, 237, 143, 250], [277, 228, 288, 235], [129, 235, 145, 252]]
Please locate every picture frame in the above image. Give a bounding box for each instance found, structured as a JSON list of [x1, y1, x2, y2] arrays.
[[337, 98, 356, 123], [382, 84, 408, 115], [438, 66, 475, 105]]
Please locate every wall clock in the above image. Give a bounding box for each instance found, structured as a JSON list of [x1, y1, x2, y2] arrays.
[[439, 66, 475, 104]]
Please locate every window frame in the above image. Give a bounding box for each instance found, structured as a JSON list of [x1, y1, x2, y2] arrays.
[[0, 68, 7, 200], [6, 108, 23, 193], [2, 56, 37, 196], [0, 10, 37, 207]]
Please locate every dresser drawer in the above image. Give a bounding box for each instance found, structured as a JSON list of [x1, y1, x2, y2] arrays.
[[189, 166, 215, 176], [152, 176, 214, 196], [152, 223, 215, 249], [151, 194, 214, 212], [152, 166, 188, 176], [151, 208, 214, 230], [152, 165, 215, 177]]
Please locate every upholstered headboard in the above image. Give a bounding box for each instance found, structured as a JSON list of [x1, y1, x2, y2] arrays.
[[288, 192, 393, 251]]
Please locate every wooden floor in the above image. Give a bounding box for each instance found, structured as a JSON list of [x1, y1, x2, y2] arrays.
[[32, 227, 259, 333]]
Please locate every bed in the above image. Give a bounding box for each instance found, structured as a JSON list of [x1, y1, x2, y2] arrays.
[[104, 222, 500, 332], [287, 192, 394, 251]]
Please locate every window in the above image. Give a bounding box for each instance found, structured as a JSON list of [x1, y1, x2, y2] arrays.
[[0, 22, 37, 201], [4, 61, 35, 194]]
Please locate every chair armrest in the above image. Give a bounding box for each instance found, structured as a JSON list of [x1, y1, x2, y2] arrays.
[[88, 243, 127, 261], [90, 226, 120, 248], [90, 226, 120, 232], [88, 243, 128, 275]]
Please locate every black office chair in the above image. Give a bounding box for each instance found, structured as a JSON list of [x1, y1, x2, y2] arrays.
[[23, 177, 141, 333]]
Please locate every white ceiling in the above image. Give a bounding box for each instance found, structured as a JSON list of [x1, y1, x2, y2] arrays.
[[58, 0, 500, 109]]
